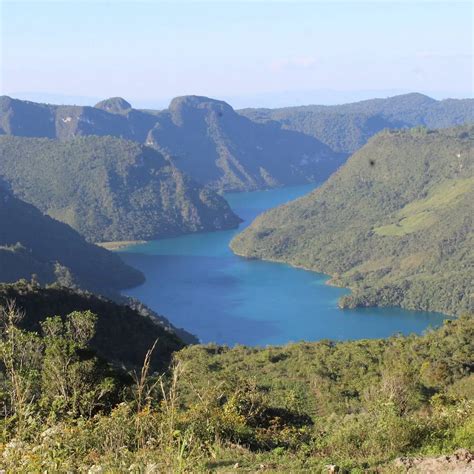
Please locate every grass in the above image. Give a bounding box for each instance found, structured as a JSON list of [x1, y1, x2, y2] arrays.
[[374, 178, 473, 237]]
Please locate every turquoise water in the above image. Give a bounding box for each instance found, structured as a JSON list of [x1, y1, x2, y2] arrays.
[[120, 184, 446, 346]]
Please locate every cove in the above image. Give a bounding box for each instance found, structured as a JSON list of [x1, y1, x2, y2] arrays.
[[120, 184, 446, 346]]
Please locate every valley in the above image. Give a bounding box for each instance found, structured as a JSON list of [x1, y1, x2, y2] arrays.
[[120, 184, 446, 346], [1, 2, 472, 470]]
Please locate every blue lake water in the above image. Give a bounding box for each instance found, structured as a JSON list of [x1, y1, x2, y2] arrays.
[[120, 184, 447, 346]]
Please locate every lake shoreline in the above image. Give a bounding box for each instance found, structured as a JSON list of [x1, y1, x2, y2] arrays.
[[119, 184, 446, 346], [97, 240, 147, 251], [230, 247, 452, 318]]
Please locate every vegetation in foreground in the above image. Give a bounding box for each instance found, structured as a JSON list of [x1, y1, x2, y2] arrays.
[[231, 126, 474, 316], [0, 281, 192, 371], [0, 295, 472, 472]]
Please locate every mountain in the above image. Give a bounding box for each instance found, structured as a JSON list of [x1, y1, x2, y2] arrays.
[[0, 95, 155, 142], [0, 186, 143, 296], [0, 95, 343, 192], [0, 281, 186, 371], [0, 135, 241, 242], [231, 126, 474, 316], [239, 93, 474, 154], [144, 96, 342, 191]]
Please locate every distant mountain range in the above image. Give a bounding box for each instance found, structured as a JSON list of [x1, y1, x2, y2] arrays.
[[0, 95, 343, 192], [2, 93, 472, 194], [239, 93, 474, 154], [231, 125, 474, 316]]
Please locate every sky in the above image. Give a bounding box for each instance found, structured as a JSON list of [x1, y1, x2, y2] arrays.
[[1, 1, 472, 108]]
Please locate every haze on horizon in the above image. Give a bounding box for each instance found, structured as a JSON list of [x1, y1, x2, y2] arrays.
[[1, 0, 472, 109]]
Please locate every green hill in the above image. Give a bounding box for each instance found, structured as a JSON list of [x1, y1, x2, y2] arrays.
[[0, 135, 241, 242], [240, 93, 474, 154], [0, 186, 143, 296], [231, 126, 474, 316]]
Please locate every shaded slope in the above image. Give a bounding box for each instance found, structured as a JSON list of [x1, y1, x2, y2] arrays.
[[0, 187, 143, 296], [0, 281, 187, 371], [146, 95, 342, 191]]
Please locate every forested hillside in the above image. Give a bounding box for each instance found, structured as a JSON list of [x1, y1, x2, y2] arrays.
[[240, 93, 474, 154], [0, 186, 143, 295], [231, 126, 474, 316], [0, 135, 240, 242]]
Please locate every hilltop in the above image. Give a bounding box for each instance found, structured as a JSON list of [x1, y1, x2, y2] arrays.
[[240, 93, 474, 154]]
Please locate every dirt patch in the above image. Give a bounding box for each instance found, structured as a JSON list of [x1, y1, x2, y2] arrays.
[[394, 449, 473, 473]]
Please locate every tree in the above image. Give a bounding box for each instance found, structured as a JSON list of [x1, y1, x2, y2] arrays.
[[40, 311, 115, 418], [0, 301, 43, 435]]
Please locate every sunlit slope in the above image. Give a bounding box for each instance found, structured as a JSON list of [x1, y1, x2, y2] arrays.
[[231, 126, 474, 315]]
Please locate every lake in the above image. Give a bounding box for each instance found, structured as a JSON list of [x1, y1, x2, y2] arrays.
[[120, 184, 446, 346]]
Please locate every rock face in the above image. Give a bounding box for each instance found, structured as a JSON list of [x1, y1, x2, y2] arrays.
[[0, 187, 144, 296], [0, 135, 241, 242]]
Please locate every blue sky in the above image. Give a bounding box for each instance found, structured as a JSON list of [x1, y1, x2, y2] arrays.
[[1, 1, 472, 108]]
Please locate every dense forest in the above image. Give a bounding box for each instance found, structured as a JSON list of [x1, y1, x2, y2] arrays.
[[231, 126, 474, 316], [240, 93, 474, 154], [0, 295, 471, 471], [0, 135, 241, 242]]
